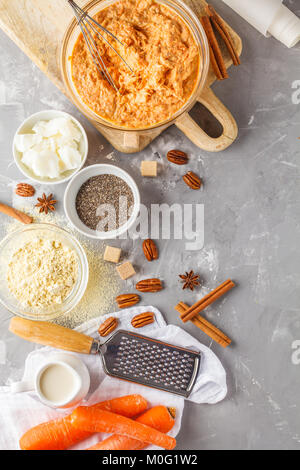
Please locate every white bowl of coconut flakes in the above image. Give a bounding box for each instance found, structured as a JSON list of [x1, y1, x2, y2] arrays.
[[13, 110, 88, 185]]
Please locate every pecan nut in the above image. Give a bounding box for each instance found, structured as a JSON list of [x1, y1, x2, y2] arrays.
[[98, 317, 118, 337], [15, 183, 35, 197], [116, 293, 140, 309], [183, 171, 202, 190], [131, 312, 155, 328], [143, 239, 158, 262], [167, 150, 189, 165], [136, 278, 163, 293]]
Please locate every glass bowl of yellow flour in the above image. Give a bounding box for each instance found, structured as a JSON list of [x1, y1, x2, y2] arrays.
[[0, 224, 89, 320]]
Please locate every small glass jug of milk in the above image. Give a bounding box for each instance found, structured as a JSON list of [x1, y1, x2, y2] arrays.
[[10, 353, 90, 409]]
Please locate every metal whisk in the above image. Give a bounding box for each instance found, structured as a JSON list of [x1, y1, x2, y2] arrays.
[[68, 0, 133, 92]]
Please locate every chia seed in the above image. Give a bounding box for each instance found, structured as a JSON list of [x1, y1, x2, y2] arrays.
[[75, 174, 134, 231]]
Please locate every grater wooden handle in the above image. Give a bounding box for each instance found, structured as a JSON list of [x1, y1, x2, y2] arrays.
[[9, 317, 96, 354]]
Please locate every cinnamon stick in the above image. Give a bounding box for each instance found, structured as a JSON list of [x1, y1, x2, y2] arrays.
[[175, 301, 231, 348], [206, 5, 241, 66], [200, 15, 228, 80], [0, 203, 33, 225], [180, 279, 235, 323], [207, 43, 223, 81]]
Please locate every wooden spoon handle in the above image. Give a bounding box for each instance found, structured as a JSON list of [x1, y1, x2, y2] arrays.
[[0, 203, 33, 224], [9, 317, 96, 354]]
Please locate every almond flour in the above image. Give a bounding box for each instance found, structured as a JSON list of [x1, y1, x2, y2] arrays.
[[7, 238, 78, 309], [4, 200, 121, 328], [60, 241, 121, 328]]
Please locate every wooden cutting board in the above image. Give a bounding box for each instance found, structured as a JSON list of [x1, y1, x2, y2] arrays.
[[0, 0, 242, 152]]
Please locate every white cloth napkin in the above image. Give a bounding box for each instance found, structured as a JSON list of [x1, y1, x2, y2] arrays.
[[0, 306, 227, 450]]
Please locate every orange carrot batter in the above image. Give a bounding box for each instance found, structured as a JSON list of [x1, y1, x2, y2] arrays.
[[71, 0, 199, 128]]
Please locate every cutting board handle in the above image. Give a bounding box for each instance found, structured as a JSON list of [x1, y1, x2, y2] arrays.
[[175, 87, 238, 152], [9, 317, 95, 355]]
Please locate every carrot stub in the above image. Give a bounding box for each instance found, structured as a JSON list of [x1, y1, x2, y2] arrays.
[[19, 394, 147, 450], [71, 407, 176, 450], [95, 394, 147, 417], [87, 405, 176, 450]]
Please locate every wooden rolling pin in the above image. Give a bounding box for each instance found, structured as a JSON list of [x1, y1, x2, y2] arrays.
[[0, 203, 33, 224], [175, 301, 231, 348]]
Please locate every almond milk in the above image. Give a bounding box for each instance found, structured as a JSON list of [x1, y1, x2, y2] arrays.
[[39, 364, 78, 404]]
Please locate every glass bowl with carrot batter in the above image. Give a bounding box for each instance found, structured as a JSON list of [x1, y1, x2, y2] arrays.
[[61, 0, 209, 151]]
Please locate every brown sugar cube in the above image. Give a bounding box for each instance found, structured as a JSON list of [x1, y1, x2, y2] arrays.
[[116, 261, 136, 280], [104, 245, 121, 263], [141, 161, 157, 177]]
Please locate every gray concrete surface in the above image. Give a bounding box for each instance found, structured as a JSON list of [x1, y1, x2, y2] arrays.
[[0, 0, 300, 450]]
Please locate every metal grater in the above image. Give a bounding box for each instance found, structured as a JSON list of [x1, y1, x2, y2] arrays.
[[96, 330, 201, 398], [9, 318, 201, 398]]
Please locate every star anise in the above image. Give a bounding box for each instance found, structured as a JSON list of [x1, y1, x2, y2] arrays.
[[179, 270, 200, 291], [35, 193, 57, 214]]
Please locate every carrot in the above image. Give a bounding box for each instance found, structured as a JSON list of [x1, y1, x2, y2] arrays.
[[93, 394, 147, 417], [19, 415, 91, 451], [87, 406, 176, 450], [71, 407, 177, 450], [19, 394, 147, 450]]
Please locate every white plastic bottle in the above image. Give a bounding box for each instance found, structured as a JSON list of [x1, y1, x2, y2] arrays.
[[222, 0, 300, 48]]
